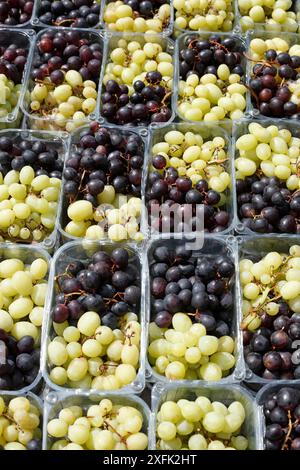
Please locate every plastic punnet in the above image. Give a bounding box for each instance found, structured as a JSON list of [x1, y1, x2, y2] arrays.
[[41, 239, 146, 395], [145, 235, 245, 386], [151, 382, 262, 449], [0, 242, 51, 394], [97, 32, 176, 128]]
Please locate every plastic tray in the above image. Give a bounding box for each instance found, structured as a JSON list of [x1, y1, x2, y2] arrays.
[[174, 31, 248, 123], [57, 123, 149, 245], [237, 235, 300, 387], [97, 32, 176, 128], [246, 29, 300, 120], [235, 0, 300, 34], [145, 121, 236, 238], [0, 128, 69, 252], [233, 118, 300, 237], [41, 239, 147, 395], [21, 27, 105, 132], [0, 242, 51, 395], [145, 235, 245, 386], [31, 0, 102, 29], [173, 0, 238, 38], [0, 391, 43, 449], [99, 0, 174, 36], [0, 28, 35, 127], [0, 2, 36, 28], [150, 382, 262, 450], [256, 381, 300, 450], [42, 390, 151, 449]]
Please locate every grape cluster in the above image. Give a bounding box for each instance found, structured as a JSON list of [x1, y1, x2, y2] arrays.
[[174, 0, 234, 32], [48, 247, 142, 390], [178, 34, 246, 121], [241, 245, 300, 380], [146, 130, 231, 234], [103, 0, 171, 33], [249, 37, 300, 119], [101, 39, 173, 126], [0, 257, 48, 390], [263, 387, 300, 450], [238, 0, 298, 32], [29, 30, 102, 132], [47, 399, 148, 450], [0, 135, 62, 243], [0, 0, 34, 25], [235, 122, 300, 234], [156, 397, 248, 450], [64, 124, 144, 243], [149, 314, 235, 381], [0, 396, 42, 450], [148, 244, 235, 381], [38, 0, 100, 28], [0, 40, 28, 119]]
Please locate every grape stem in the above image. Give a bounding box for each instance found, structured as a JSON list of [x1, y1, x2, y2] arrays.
[[3, 413, 23, 432], [103, 419, 129, 448], [54, 18, 75, 26], [282, 410, 293, 450]]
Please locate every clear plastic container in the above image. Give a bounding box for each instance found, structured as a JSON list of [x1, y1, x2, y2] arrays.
[[233, 119, 300, 237], [0, 128, 69, 252], [235, 0, 300, 34], [99, 0, 174, 36], [0, 391, 43, 450], [145, 235, 245, 386], [256, 381, 300, 450], [173, 0, 238, 38], [0, 242, 51, 394], [21, 27, 105, 132], [174, 31, 248, 123], [0, 3, 36, 28], [31, 0, 102, 29], [97, 32, 176, 128], [41, 239, 147, 395], [0, 28, 35, 128], [237, 235, 300, 387], [42, 390, 151, 449], [246, 30, 300, 120], [145, 121, 236, 238], [57, 123, 148, 245], [150, 382, 262, 450]]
